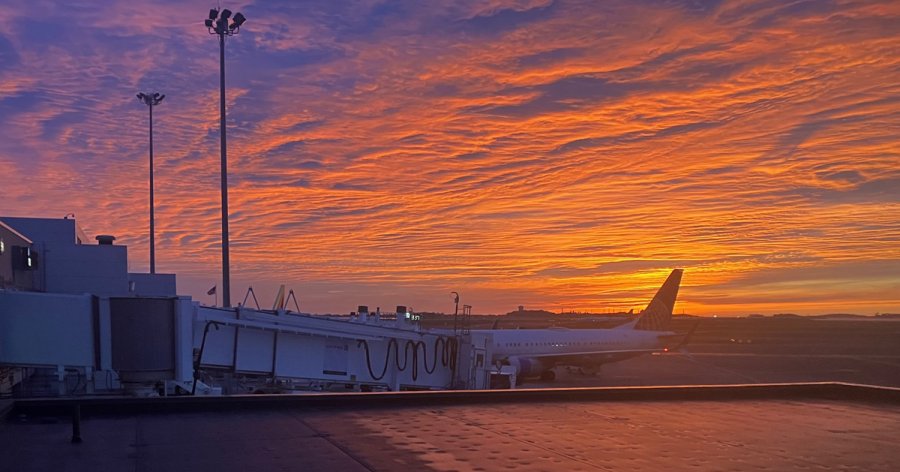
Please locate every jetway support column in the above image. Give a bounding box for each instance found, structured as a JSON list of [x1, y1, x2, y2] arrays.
[[84, 366, 94, 394], [456, 333, 493, 389], [173, 297, 195, 384], [56, 365, 65, 396], [97, 297, 113, 372]]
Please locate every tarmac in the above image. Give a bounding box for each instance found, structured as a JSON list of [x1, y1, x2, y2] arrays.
[[2, 317, 899, 471], [525, 349, 900, 389], [2, 385, 899, 471], [525, 317, 900, 389]]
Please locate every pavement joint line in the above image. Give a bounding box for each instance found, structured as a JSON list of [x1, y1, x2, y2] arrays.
[[290, 410, 378, 472]]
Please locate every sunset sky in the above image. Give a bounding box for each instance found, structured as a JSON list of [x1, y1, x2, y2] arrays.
[[1, 0, 898, 315]]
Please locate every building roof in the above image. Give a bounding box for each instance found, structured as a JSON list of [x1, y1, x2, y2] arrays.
[[0, 217, 88, 245], [0, 219, 33, 244]]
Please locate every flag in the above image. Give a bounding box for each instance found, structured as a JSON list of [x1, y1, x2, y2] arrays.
[[207, 285, 217, 295]]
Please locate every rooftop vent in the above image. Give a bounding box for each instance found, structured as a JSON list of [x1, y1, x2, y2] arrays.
[[96, 235, 116, 245]]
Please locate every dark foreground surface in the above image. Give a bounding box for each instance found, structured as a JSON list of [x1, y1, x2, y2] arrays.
[[2, 387, 899, 472], [2, 317, 899, 471]]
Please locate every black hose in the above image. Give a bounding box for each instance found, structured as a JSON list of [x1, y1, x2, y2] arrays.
[[422, 338, 445, 374], [357, 335, 460, 383], [403, 340, 418, 380], [192, 321, 222, 395], [357, 338, 397, 381]]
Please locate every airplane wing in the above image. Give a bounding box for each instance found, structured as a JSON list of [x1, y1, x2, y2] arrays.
[[517, 348, 666, 367]]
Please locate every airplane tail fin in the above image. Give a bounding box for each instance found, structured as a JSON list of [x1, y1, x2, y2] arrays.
[[633, 269, 683, 331]]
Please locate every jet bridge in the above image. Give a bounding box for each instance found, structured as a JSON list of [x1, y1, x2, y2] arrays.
[[0, 289, 500, 396], [191, 305, 461, 393]]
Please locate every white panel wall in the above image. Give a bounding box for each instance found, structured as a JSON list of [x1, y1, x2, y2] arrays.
[[128, 273, 177, 297], [44, 243, 129, 296], [235, 328, 275, 373], [199, 324, 236, 367], [0, 291, 95, 367], [274, 334, 326, 378]]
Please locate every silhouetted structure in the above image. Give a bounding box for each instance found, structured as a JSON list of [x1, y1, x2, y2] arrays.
[[136, 92, 165, 274], [204, 7, 247, 307]]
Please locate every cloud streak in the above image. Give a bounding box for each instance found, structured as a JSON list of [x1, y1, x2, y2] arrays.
[[1, 0, 898, 314]]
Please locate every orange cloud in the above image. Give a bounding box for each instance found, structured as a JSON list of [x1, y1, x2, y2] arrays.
[[1, 0, 898, 315]]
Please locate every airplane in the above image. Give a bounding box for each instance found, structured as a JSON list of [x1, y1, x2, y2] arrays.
[[479, 269, 692, 381]]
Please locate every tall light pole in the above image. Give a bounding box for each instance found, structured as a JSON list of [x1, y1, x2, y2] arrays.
[[136, 92, 165, 274], [205, 7, 246, 308]]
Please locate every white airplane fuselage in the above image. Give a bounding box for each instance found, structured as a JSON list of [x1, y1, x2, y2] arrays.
[[481, 327, 673, 360], [472, 326, 677, 380], [469, 269, 686, 380]]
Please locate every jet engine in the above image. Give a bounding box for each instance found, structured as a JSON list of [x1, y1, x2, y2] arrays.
[[507, 357, 551, 379]]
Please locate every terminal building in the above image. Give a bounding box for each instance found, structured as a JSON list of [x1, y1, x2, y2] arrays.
[[0, 216, 175, 296], [0, 216, 496, 397]]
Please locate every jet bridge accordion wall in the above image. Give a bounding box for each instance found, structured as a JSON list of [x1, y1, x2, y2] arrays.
[[194, 307, 457, 391]]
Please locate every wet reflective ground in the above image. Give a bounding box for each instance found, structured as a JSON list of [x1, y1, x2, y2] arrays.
[[2, 317, 899, 471], [2, 396, 899, 471]]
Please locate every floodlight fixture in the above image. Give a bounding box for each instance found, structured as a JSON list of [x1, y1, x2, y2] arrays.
[[137, 91, 164, 107], [205, 8, 245, 35]]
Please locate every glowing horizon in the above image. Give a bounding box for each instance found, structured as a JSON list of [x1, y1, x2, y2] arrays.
[[1, 0, 898, 315]]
